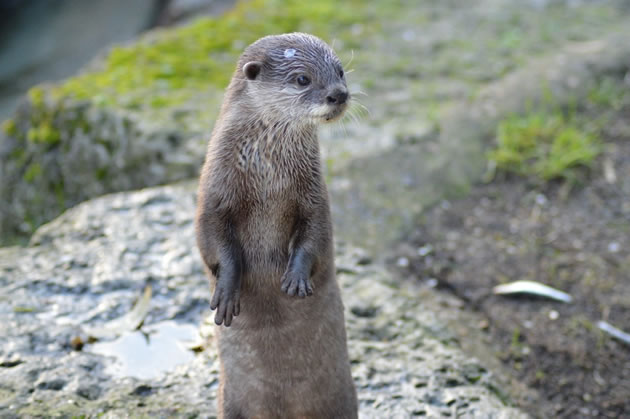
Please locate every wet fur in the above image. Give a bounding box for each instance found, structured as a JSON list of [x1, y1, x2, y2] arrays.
[[195, 33, 357, 418]]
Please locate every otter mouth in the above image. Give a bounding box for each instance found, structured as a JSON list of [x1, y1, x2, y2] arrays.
[[322, 104, 347, 123]]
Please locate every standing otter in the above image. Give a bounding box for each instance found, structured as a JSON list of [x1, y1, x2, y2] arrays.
[[195, 33, 357, 418]]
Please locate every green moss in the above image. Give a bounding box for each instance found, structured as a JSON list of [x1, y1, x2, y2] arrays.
[[13, 306, 35, 313], [28, 86, 46, 108], [54, 182, 66, 209], [26, 123, 61, 145], [587, 77, 627, 110], [487, 111, 600, 182], [23, 163, 42, 183], [499, 28, 523, 50], [95, 167, 109, 181], [2, 119, 17, 136], [54, 0, 371, 111], [10, 148, 26, 164], [511, 327, 522, 349]]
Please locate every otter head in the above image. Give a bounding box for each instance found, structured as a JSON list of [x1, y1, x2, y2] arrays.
[[237, 33, 350, 125]]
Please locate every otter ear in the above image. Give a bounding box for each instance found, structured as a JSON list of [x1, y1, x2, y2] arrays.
[[243, 61, 263, 80]]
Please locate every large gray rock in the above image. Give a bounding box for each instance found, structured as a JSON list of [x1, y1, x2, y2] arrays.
[[0, 183, 526, 418], [0, 92, 213, 241]]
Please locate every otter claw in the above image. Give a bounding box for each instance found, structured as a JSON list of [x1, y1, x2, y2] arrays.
[[211, 285, 240, 327], [281, 271, 313, 298]]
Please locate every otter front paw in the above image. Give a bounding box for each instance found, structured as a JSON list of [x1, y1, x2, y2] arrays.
[[210, 281, 240, 327], [280, 270, 313, 298]]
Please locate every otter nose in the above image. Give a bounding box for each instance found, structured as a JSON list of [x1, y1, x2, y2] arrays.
[[326, 89, 348, 105]]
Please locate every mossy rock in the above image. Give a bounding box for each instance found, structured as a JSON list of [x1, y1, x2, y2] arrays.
[[0, 0, 370, 243], [0, 88, 214, 242]]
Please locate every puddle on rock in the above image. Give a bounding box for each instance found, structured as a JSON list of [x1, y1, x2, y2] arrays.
[[89, 320, 199, 380]]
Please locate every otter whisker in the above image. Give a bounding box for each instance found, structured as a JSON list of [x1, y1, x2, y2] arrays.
[[337, 116, 349, 139], [346, 108, 362, 125], [353, 100, 371, 115], [344, 103, 368, 126], [344, 50, 355, 69], [351, 109, 363, 124], [350, 90, 368, 97], [349, 100, 371, 118]]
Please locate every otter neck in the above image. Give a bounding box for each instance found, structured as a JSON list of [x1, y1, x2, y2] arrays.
[[227, 109, 321, 182]]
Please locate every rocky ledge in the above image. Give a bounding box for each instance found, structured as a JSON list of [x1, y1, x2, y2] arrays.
[[0, 183, 525, 418]]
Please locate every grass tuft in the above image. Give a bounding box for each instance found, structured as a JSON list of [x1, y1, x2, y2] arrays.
[[487, 110, 600, 182]]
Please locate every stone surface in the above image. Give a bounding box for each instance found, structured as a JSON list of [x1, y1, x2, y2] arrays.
[[0, 183, 526, 418], [0, 92, 215, 240]]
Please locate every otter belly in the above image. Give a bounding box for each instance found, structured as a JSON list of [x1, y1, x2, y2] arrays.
[[237, 194, 296, 280], [217, 280, 357, 419]]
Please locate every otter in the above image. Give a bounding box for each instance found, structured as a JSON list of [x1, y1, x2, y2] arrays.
[[195, 33, 358, 418]]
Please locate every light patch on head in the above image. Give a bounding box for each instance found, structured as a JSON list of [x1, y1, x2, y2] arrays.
[[284, 48, 296, 58]]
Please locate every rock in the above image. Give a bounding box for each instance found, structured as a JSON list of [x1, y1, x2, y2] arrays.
[[0, 183, 526, 417], [0, 81, 219, 242], [0, 6, 232, 242]]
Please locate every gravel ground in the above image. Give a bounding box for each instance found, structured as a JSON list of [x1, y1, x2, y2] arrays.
[[396, 79, 630, 418]]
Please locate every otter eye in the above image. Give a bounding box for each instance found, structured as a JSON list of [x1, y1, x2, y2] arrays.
[[296, 75, 311, 86], [339, 69, 344, 78]]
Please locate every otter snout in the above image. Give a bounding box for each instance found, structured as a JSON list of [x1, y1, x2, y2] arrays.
[[319, 86, 350, 122], [326, 87, 349, 105]]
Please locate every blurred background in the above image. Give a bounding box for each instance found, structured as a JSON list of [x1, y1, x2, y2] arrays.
[[1, 0, 629, 418], [0, 0, 237, 122]]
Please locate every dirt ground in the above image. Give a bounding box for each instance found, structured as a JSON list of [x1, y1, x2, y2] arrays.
[[395, 85, 630, 418]]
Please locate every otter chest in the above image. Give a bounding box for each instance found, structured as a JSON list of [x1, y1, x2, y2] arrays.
[[234, 147, 301, 252], [231, 127, 320, 251], [235, 133, 315, 199], [237, 186, 298, 274]]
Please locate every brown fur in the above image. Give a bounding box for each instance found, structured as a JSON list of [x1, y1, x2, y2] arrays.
[[195, 33, 357, 418]]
